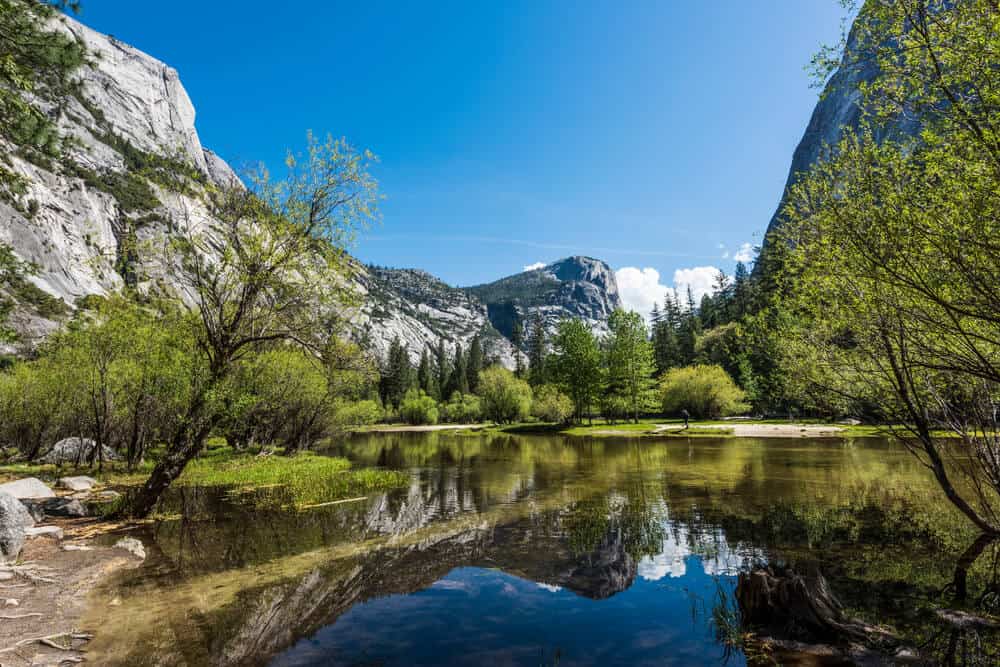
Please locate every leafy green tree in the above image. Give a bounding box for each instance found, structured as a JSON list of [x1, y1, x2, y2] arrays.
[[779, 0, 1000, 533], [441, 392, 482, 423], [604, 309, 657, 423], [399, 388, 439, 425], [477, 366, 532, 424], [531, 384, 574, 424], [660, 365, 748, 419], [466, 335, 483, 393], [125, 133, 379, 518], [549, 318, 603, 423]]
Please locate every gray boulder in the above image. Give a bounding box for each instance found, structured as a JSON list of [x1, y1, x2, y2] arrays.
[[42, 437, 118, 465], [0, 477, 54, 499], [0, 492, 34, 563], [57, 476, 97, 492], [21, 497, 87, 519]]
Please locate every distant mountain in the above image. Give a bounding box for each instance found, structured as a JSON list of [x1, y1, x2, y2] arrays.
[[465, 256, 622, 339], [0, 12, 618, 364]]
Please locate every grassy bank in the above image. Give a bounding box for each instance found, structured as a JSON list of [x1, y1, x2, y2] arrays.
[[0, 442, 409, 511]]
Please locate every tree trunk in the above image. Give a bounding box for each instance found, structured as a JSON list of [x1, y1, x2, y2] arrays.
[[125, 421, 212, 518]]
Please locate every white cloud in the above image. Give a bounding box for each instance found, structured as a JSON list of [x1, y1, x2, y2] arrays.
[[535, 582, 562, 592], [615, 267, 674, 321], [673, 266, 722, 304], [733, 242, 754, 264], [523, 261, 547, 272]]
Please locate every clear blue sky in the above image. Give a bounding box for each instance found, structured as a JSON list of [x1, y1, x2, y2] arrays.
[[71, 1, 844, 300]]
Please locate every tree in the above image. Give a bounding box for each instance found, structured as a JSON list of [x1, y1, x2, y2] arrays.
[[399, 388, 439, 425], [660, 365, 748, 419], [434, 338, 449, 401], [781, 0, 1000, 534], [527, 312, 548, 386], [477, 366, 532, 424], [549, 319, 603, 423], [511, 317, 525, 377], [531, 384, 574, 424], [445, 342, 469, 398], [678, 287, 701, 365], [417, 347, 435, 396], [124, 132, 379, 518], [604, 309, 657, 423], [652, 296, 682, 374], [380, 337, 414, 410], [466, 335, 483, 393]]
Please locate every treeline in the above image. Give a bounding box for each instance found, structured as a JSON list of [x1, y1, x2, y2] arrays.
[[377, 307, 749, 427]]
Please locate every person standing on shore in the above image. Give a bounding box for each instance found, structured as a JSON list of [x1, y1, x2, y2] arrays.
[[682, 409, 690, 429]]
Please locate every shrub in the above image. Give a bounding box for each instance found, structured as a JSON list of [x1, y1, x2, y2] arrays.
[[478, 366, 532, 424], [399, 389, 439, 425], [599, 394, 630, 424], [332, 399, 382, 427], [441, 392, 482, 423], [531, 384, 574, 424], [660, 364, 749, 419]]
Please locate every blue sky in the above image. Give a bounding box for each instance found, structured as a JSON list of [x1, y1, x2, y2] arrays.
[[71, 1, 844, 315]]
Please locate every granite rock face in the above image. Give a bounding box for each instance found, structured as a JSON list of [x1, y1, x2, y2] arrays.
[[2, 13, 619, 366], [466, 256, 622, 340]]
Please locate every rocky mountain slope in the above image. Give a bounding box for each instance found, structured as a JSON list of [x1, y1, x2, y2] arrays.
[[466, 256, 622, 338], [762, 12, 919, 244], [0, 12, 619, 364]]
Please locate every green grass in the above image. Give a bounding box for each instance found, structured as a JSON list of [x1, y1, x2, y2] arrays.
[[177, 449, 409, 509]]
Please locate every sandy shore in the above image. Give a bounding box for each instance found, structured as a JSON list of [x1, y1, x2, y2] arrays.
[[366, 424, 486, 433], [657, 423, 846, 437], [0, 520, 143, 666]]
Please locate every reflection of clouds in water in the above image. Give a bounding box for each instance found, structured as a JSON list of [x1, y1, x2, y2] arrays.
[[638, 524, 745, 581], [535, 582, 562, 593]]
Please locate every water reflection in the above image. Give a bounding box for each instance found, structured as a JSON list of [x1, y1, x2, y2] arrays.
[[84, 432, 1000, 666]]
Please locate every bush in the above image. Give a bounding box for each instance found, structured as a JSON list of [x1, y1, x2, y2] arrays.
[[441, 392, 482, 423], [332, 399, 382, 427], [599, 394, 630, 424], [531, 384, 574, 424], [399, 389, 439, 425], [478, 366, 532, 424], [660, 364, 749, 419]]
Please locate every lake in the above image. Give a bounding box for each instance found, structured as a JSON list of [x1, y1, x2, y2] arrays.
[[84, 432, 999, 665]]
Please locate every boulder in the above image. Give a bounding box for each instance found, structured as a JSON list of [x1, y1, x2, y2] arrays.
[[57, 476, 97, 492], [25, 525, 63, 540], [114, 537, 146, 560], [0, 477, 54, 499], [42, 437, 119, 465], [21, 497, 87, 519], [0, 492, 34, 563]]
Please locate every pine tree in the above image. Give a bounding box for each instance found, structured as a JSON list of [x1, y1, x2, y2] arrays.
[[417, 347, 434, 396], [466, 335, 483, 393], [435, 338, 449, 398], [380, 337, 414, 409], [511, 318, 525, 377], [446, 342, 469, 397], [652, 298, 681, 375], [679, 287, 701, 365], [527, 312, 547, 386], [605, 309, 657, 423]]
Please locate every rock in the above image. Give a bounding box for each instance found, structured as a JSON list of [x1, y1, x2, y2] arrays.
[[62, 544, 93, 551], [3, 599, 17, 607], [0, 572, 11, 581], [25, 525, 63, 540], [42, 438, 118, 465], [93, 490, 121, 501], [21, 497, 87, 519], [57, 476, 97, 492], [0, 492, 34, 563], [113, 537, 146, 560], [0, 477, 55, 499]]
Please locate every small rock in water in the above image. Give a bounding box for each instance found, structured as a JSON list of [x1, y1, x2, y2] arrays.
[[57, 476, 97, 492], [25, 525, 64, 540], [3, 598, 17, 607], [0, 478, 55, 500], [114, 537, 146, 560]]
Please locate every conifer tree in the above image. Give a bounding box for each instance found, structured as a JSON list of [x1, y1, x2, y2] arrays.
[[446, 342, 469, 397], [511, 318, 525, 377], [527, 312, 548, 386], [466, 335, 483, 393], [435, 338, 449, 398]]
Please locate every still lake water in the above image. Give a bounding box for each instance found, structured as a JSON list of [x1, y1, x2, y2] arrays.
[[85, 432, 999, 666]]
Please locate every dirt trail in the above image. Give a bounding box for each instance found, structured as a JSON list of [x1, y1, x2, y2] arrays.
[[656, 423, 846, 437]]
